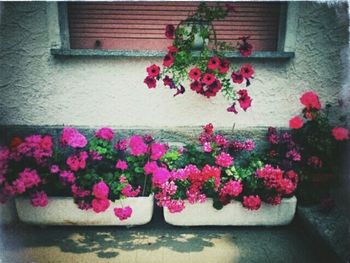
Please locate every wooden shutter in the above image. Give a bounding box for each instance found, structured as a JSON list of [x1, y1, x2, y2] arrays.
[[68, 2, 282, 51]]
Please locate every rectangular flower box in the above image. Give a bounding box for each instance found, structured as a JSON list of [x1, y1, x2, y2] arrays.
[[163, 196, 297, 226], [15, 195, 153, 226]]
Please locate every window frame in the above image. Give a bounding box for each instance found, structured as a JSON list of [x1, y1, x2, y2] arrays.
[[51, 2, 296, 59]]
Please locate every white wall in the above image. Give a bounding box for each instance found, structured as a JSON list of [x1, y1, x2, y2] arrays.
[[0, 2, 348, 129]]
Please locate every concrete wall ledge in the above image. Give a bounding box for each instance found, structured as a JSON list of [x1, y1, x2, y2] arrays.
[[297, 205, 350, 263]]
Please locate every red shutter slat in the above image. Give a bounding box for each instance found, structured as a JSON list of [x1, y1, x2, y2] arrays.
[[68, 2, 281, 51]]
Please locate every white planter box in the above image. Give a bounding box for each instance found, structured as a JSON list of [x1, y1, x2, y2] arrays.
[[0, 200, 18, 224], [164, 196, 297, 226], [15, 195, 154, 226]]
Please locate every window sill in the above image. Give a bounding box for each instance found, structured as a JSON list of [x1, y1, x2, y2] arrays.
[[51, 48, 295, 59]]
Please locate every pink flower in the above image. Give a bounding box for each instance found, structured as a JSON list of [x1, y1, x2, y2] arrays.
[[231, 71, 244, 84], [146, 64, 160, 78], [92, 180, 109, 199], [165, 24, 175, 39], [19, 168, 41, 189], [215, 152, 233, 168], [203, 142, 212, 152], [300, 91, 321, 110], [244, 139, 256, 151], [116, 160, 128, 171], [237, 89, 252, 111], [332, 127, 349, 141], [202, 73, 216, 85], [121, 184, 141, 197], [152, 167, 170, 187], [129, 135, 148, 156], [289, 116, 304, 129], [166, 199, 185, 213], [119, 175, 127, 184], [207, 56, 220, 70], [189, 68, 201, 81], [266, 195, 282, 205], [168, 45, 179, 53], [218, 59, 230, 74], [90, 150, 102, 160], [61, 127, 87, 148], [242, 195, 261, 210], [114, 206, 132, 220], [115, 139, 128, 151], [163, 53, 174, 67], [13, 179, 26, 194], [144, 76, 157, 89], [66, 151, 88, 172], [59, 170, 76, 184], [31, 191, 48, 207], [95, 127, 114, 141], [214, 135, 228, 147], [71, 184, 90, 198], [240, 64, 254, 78], [203, 123, 214, 135], [285, 149, 301, 161], [144, 161, 158, 175], [50, 165, 59, 174], [92, 198, 110, 213], [221, 180, 243, 198], [151, 143, 167, 160], [278, 179, 296, 195]]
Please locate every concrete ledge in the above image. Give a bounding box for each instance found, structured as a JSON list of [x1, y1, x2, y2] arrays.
[[0, 200, 18, 224], [297, 205, 350, 263], [164, 197, 296, 226]]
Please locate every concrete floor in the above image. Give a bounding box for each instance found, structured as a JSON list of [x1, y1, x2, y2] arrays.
[[0, 208, 333, 263]]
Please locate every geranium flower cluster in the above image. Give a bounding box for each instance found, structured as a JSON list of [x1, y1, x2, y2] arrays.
[[0, 134, 52, 206], [144, 2, 255, 114], [0, 127, 170, 222], [151, 123, 295, 213], [265, 91, 349, 204]]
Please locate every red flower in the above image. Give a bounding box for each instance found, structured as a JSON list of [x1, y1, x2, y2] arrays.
[[146, 64, 160, 78], [165, 24, 175, 39], [202, 73, 216, 85], [218, 59, 230, 74], [163, 52, 174, 67], [300, 91, 321, 110], [167, 45, 179, 53], [163, 76, 176, 89], [243, 195, 261, 210], [190, 81, 203, 93], [231, 71, 244, 84], [144, 76, 156, 89], [332, 127, 349, 141], [203, 123, 214, 135], [10, 136, 23, 150], [207, 56, 220, 70], [238, 36, 253, 57], [227, 103, 238, 114], [289, 116, 304, 129], [237, 89, 252, 111], [204, 79, 222, 98], [173, 85, 185, 97], [240, 64, 254, 79], [189, 68, 202, 81]]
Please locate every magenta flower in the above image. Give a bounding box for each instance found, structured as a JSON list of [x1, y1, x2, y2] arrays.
[[50, 165, 59, 174], [59, 170, 76, 185], [215, 152, 233, 168], [203, 142, 212, 153], [92, 198, 110, 213], [116, 160, 128, 171], [129, 135, 148, 156], [242, 195, 261, 210], [152, 167, 170, 187], [19, 168, 41, 189], [61, 127, 87, 148], [114, 206, 133, 220], [95, 127, 114, 141], [146, 64, 160, 78], [151, 143, 167, 160], [332, 127, 349, 141], [237, 89, 252, 111], [31, 191, 48, 207], [144, 161, 158, 175], [92, 180, 109, 199], [121, 184, 141, 197]]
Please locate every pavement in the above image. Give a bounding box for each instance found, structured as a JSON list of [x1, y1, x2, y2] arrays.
[[0, 207, 335, 263]]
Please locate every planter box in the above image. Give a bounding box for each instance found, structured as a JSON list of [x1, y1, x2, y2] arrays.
[[15, 195, 154, 226], [0, 200, 18, 224], [164, 196, 297, 226]]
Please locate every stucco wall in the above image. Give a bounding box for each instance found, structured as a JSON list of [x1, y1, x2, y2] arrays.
[[0, 1, 349, 128]]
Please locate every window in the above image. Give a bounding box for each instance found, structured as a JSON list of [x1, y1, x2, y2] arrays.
[[54, 1, 295, 58]]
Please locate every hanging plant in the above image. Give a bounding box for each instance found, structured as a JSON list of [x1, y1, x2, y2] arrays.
[[144, 2, 255, 114]]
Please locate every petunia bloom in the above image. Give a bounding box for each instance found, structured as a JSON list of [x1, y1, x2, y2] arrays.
[[289, 116, 304, 129], [332, 127, 349, 141]]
